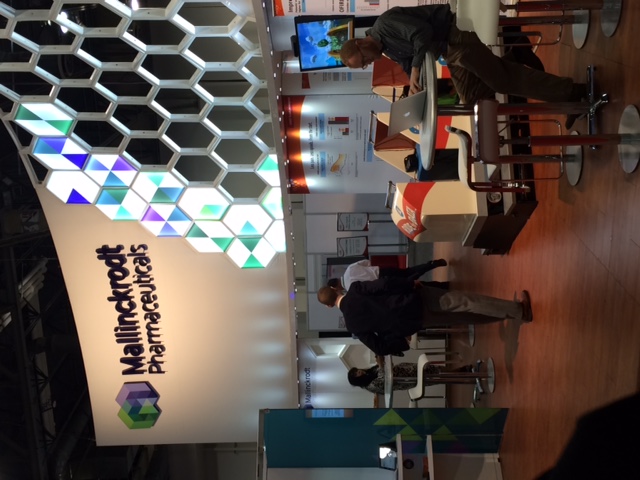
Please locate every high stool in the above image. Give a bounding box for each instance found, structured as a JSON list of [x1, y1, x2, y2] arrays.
[[408, 354, 496, 406], [448, 99, 640, 192]]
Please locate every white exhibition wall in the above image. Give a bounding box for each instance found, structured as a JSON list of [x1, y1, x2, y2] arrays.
[[36, 187, 297, 445]]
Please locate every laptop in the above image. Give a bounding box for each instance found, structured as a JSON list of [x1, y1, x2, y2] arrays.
[[387, 90, 427, 136]]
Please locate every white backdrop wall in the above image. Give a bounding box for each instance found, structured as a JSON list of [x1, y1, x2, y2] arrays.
[[36, 187, 297, 445]]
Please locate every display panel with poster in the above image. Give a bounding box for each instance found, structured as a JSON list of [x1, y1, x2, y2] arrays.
[[274, 0, 449, 16], [284, 95, 411, 194], [337, 212, 369, 231]]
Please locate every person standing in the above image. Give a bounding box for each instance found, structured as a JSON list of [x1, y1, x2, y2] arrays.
[[328, 258, 447, 291], [317, 277, 532, 356], [348, 356, 474, 394]]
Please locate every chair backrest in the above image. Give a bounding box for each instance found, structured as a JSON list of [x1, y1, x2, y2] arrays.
[[475, 99, 500, 163], [408, 354, 430, 400], [456, 0, 500, 45]]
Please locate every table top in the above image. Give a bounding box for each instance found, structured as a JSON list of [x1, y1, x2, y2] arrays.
[[419, 51, 438, 171]]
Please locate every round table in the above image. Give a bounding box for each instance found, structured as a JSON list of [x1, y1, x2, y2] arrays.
[[418, 51, 439, 171]]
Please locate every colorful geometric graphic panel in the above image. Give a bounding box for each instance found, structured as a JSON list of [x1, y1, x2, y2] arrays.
[[116, 381, 161, 430], [141, 204, 191, 237], [178, 187, 229, 221], [226, 236, 276, 269], [46, 171, 100, 204], [132, 172, 185, 203], [96, 188, 147, 221], [223, 204, 273, 236], [185, 221, 234, 253], [85, 154, 138, 187], [33, 137, 89, 170], [15, 103, 73, 136]]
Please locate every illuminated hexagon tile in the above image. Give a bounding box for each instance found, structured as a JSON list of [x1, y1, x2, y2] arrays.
[[256, 154, 280, 187], [261, 187, 283, 220], [15, 103, 73, 136], [96, 188, 147, 221], [178, 187, 229, 221], [222, 204, 273, 236], [85, 155, 138, 187], [226, 236, 276, 269], [185, 221, 234, 253], [46, 170, 100, 204], [141, 204, 191, 237], [33, 137, 89, 170], [264, 220, 286, 252], [131, 172, 184, 204]]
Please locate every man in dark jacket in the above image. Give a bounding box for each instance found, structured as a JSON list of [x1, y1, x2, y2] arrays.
[[317, 277, 532, 356], [339, 5, 586, 113]]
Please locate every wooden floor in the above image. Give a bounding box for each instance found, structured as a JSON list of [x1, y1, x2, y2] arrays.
[[430, 2, 640, 479]]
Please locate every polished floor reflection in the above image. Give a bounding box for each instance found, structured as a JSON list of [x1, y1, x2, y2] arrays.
[[429, 2, 640, 478]]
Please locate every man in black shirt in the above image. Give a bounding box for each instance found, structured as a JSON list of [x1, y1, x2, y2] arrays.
[[317, 277, 532, 356], [339, 5, 586, 108]]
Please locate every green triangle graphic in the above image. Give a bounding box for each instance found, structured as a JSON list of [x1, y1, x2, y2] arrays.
[[48, 120, 73, 135], [259, 156, 278, 171], [16, 106, 40, 121], [151, 189, 175, 203], [398, 425, 420, 439], [187, 224, 207, 238], [374, 409, 407, 426], [213, 237, 233, 251], [243, 254, 264, 269], [239, 237, 261, 251], [433, 425, 453, 436], [200, 204, 226, 218], [148, 173, 165, 186], [240, 221, 260, 235], [106, 189, 128, 203], [466, 408, 501, 425], [446, 410, 478, 427], [116, 206, 136, 220]]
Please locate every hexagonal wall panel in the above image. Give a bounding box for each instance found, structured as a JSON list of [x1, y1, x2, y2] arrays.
[[2, 0, 285, 268]]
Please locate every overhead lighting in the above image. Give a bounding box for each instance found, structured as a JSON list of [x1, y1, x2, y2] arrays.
[[59, 11, 69, 34]]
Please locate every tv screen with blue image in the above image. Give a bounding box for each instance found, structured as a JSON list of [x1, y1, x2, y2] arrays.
[[294, 15, 355, 72]]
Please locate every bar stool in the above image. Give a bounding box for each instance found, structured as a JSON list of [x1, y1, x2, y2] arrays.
[[408, 354, 495, 406], [448, 99, 640, 192], [409, 333, 461, 359]]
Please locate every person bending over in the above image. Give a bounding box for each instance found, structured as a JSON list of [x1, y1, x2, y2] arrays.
[[339, 5, 586, 128]]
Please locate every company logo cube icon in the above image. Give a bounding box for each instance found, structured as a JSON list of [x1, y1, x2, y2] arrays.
[[116, 382, 162, 429]]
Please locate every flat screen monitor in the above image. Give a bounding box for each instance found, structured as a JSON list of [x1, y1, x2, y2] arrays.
[[294, 15, 355, 72], [378, 442, 398, 471]]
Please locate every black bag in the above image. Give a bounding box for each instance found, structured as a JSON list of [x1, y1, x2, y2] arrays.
[[404, 153, 418, 172]]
